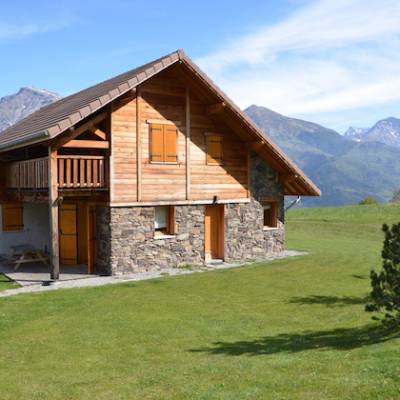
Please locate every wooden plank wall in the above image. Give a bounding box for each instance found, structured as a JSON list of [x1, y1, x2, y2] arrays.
[[110, 70, 248, 204], [110, 96, 137, 203]]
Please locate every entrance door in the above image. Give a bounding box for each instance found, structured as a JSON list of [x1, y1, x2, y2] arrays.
[[205, 204, 224, 261], [59, 203, 78, 265]]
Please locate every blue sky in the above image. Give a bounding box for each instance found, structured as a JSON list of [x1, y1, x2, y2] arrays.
[[1, 0, 399, 133]]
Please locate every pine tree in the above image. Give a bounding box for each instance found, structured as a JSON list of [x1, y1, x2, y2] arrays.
[[366, 223, 400, 328]]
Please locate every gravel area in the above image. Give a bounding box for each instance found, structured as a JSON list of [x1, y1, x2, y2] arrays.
[[0, 250, 307, 297]]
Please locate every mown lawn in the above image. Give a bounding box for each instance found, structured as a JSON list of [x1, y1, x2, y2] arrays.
[[0, 273, 18, 292], [1, 204, 400, 399]]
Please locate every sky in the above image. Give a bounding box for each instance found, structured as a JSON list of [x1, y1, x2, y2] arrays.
[[1, 0, 399, 133]]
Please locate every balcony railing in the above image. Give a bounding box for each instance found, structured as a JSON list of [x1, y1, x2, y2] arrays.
[[5, 155, 108, 190]]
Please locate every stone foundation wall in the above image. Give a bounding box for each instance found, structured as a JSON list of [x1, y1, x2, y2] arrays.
[[94, 153, 285, 275], [95, 205, 205, 275]]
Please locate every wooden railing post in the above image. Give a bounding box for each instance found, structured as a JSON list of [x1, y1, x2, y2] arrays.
[[48, 147, 60, 280]]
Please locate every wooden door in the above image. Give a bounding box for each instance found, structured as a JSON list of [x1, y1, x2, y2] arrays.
[[205, 204, 224, 261], [87, 206, 96, 274], [59, 203, 78, 265]]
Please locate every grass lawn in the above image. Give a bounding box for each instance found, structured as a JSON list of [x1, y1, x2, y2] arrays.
[[1, 204, 400, 399], [0, 273, 18, 292]]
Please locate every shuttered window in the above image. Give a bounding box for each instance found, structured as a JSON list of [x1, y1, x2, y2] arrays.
[[149, 124, 178, 163], [206, 135, 223, 165], [2, 203, 24, 232]]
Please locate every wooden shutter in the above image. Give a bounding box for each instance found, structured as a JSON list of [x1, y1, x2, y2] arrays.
[[164, 126, 178, 162], [2, 203, 23, 232], [206, 135, 223, 165], [150, 124, 164, 162], [150, 124, 178, 163]]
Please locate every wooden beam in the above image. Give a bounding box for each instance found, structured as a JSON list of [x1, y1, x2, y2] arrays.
[[136, 88, 142, 201], [53, 112, 107, 149], [185, 87, 191, 200], [206, 102, 226, 115], [48, 147, 60, 280], [89, 127, 107, 140], [62, 140, 110, 149]]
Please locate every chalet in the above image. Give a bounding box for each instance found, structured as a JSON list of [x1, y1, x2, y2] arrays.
[[0, 50, 320, 280]]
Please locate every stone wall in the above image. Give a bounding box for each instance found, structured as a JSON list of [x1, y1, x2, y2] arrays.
[[94, 152, 285, 275], [95, 205, 205, 275]]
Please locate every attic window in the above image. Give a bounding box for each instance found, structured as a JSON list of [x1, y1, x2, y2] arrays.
[[206, 134, 223, 165]]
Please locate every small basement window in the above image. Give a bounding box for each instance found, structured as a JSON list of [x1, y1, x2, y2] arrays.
[[2, 203, 24, 232], [154, 206, 175, 236], [262, 201, 278, 228]]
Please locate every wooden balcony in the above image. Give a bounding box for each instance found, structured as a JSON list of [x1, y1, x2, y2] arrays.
[[5, 156, 108, 190]]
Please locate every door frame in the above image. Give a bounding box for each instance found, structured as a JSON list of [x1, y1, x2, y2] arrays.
[[204, 204, 225, 262], [58, 201, 97, 274]]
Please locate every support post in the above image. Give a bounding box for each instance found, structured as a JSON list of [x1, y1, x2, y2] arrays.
[[48, 146, 60, 280], [185, 87, 191, 200]]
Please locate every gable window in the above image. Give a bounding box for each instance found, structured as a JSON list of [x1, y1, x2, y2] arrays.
[[154, 206, 175, 236], [149, 123, 178, 163], [2, 203, 24, 232], [206, 134, 223, 165], [262, 200, 278, 228]]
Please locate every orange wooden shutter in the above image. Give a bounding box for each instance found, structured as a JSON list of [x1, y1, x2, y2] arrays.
[[207, 135, 223, 164], [150, 124, 164, 162], [2, 203, 23, 231], [164, 126, 177, 162]]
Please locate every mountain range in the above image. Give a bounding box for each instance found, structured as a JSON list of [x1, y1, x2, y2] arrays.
[[344, 117, 400, 148], [245, 105, 400, 206], [1, 87, 399, 207], [0, 87, 60, 132]]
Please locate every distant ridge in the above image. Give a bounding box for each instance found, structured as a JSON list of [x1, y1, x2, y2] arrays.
[[245, 105, 400, 206], [0, 87, 60, 132]]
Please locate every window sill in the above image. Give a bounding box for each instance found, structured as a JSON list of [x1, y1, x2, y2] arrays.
[[150, 162, 179, 165], [263, 226, 280, 231], [154, 234, 176, 240]]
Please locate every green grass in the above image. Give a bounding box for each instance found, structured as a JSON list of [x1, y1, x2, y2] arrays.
[[1, 203, 400, 399], [0, 273, 18, 292]]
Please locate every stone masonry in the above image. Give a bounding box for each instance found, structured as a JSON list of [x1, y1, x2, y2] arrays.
[[95, 152, 285, 275]]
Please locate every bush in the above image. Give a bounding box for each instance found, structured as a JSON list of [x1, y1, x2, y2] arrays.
[[366, 223, 400, 328], [391, 189, 400, 203], [359, 196, 378, 205]]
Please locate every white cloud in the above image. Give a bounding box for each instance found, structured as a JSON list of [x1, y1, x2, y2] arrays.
[[196, 0, 400, 120], [0, 20, 72, 40]]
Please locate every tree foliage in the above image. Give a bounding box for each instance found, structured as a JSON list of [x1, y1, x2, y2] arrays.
[[366, 223, 400, 328], [359, 196, 378, 205], [391, 188, 400, 203]]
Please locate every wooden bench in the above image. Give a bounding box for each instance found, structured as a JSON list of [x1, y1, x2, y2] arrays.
[[11, 245, 49, 271]]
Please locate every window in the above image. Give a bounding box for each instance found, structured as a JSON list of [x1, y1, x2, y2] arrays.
[[149, 123, 178, 163], [154, 206, 175, 236], [2, 203, 24, 232], [262, 201, 278, 228], [206, 134, 223, 165]]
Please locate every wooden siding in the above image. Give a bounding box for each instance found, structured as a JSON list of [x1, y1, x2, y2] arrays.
[[110, 70, 248, 204], [110, 96, 137, 203]]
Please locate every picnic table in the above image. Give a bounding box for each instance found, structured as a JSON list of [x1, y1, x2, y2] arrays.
[[10, 245, 49, 271]]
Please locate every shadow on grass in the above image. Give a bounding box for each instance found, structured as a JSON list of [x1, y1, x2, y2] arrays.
[[288, 295, 369, 307], [190, 325, 399, 356]]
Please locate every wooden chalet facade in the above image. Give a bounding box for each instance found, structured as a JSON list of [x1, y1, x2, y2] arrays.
[[0, 50, 320, 279]]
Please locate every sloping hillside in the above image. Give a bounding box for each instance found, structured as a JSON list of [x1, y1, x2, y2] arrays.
[[246, 105, 400, 206]]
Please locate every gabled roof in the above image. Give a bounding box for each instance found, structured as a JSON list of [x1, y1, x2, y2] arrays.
[[0, 49, 320, 196]]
